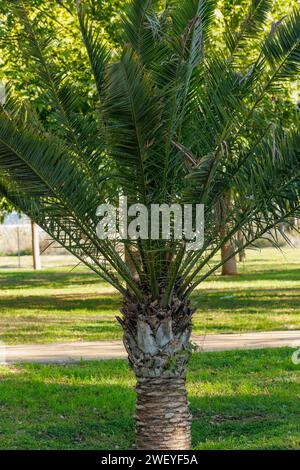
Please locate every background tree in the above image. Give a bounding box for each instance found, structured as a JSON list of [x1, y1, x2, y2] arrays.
[[0, 0, 128, 130], [216, 0, 299, 274], [0, 0, 299, 450], [0, 197, 14, 223]]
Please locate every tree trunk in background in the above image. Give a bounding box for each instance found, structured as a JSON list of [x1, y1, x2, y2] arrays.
[[220, 192, 238, 275], [31, 221, 41, 271], [221, 241, 238, 275], [119, 286, 193, 450], [238, 231, 246, 262]]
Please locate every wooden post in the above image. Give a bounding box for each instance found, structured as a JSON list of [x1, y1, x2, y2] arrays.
[[31, 221, 41, 270]]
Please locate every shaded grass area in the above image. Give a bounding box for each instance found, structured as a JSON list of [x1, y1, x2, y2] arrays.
[[0, 247, 299, 344], [0, 348, 299, 450]]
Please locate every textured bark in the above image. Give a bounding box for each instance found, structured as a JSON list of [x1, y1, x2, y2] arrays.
[[117, 284, 194, 450], [136, 377, 191, 450], [221, 241, 238, 275]]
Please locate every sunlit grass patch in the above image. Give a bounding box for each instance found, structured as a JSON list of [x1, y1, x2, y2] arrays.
[[0, 247, 299, 344], [0, 348, 299, 449]]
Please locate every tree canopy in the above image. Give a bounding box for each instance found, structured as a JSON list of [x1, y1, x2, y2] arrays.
[[0, 0, 299, 297], [0, 0, 299, 451]]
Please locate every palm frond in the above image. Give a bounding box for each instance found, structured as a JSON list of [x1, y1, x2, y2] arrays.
[[0, 113, 143, 297], [76, 0, 110, 99], [0, 0, 299, 305], [104, 47, 163, 203], [121, 0, 160, 55], [12, 2, 106, 193], [224, 0, 273, 56], [262, 7, 300, 85], [181, 130, 300, 293]]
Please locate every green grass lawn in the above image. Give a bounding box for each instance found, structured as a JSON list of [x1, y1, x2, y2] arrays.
[[0, 348, 299, 450], [0, 247, 299, 344]]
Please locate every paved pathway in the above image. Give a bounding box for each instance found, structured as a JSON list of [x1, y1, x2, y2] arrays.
[[2, 330, 300, 364]]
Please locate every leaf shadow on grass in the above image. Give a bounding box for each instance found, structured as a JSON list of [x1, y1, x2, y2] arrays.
[[1, 285, 299, 315], [1, 266, 299, 291], [192, 287, 300, 314], [0, 349, 299, 450], [206, 268, 300, 284], [2, 376, 298, 450], [0, 361, 135, 450], [0, 295, 121, 313], [189, 349, 300, 449], [0, 271, 101, 290]]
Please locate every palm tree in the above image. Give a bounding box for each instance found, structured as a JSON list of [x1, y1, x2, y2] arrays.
[[0, 0, 299, 450]]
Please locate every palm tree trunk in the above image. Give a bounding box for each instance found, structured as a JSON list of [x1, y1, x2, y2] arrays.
[[221, 241, 238, 275], [238, 231, 246, 262], [118, 288, 193, 450], [136, 376, 191, 450]]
